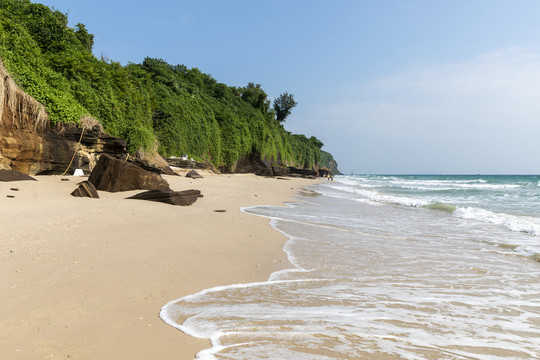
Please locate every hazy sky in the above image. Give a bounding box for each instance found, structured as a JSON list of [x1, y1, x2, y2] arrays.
[[38, 0, 540, 174]]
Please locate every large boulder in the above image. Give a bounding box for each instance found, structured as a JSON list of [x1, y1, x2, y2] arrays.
[[127, 189, 202, 206], [0, 169, 37, 182], [88, 155, 170, 192]]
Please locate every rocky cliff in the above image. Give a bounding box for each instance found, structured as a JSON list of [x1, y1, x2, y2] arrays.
[[0, 60, 128, 175]]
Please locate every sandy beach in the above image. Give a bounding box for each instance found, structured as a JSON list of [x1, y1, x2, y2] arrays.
[[0, 171, 318, 360]]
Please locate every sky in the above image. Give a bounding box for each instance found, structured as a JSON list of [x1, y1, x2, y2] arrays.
[[37, 0, 540, 174]]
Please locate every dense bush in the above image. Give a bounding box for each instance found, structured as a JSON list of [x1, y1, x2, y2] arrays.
[[0, 0, 325, 169]]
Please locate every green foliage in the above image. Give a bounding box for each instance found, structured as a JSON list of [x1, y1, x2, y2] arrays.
[[0, 0, 328, 169], [74, 23, 93, 52], [320, 150, 341, 174], [273, 92, 297, 122]]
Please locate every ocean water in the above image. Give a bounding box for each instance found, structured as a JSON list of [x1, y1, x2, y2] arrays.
[[161, 175, 540, 360]]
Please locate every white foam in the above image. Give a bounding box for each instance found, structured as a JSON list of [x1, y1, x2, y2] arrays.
[[455, 206, 540, 236]]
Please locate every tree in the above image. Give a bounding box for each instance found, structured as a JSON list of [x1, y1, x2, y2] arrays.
[[273, 92, 297, 122], [240, 82, 270, 113], [74, 23, 94, 52]]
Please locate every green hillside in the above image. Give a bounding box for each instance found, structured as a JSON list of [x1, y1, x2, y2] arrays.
[[320, 150, 341, 175], [0, 0, 330, 171]]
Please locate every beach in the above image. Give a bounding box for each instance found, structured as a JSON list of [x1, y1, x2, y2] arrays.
[[0, 171, 317, 360]]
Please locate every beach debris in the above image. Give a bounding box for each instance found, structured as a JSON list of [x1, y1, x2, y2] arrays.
[[73, 168, 84, 176], [214, 209, 226, 213], [10, 188, 19, 191], [126, 189, 202, 206], [0, 169, 37, 182], [88, 155, 170, 192], [186, 170, 203, 179], [61, 178, 70, 181], [6, 195, 15, 198], [71, 181, 100, 198]]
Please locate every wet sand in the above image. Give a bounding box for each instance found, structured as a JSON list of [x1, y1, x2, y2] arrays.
[[0, 171, 318, 360]]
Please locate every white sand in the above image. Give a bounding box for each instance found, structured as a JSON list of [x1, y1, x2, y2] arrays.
[[0, 171, 318, 359]]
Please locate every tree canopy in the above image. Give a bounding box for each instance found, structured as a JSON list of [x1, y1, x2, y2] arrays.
[[273, 92, 297, 122]]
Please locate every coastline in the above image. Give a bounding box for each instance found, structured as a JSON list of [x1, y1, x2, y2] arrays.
[[0, 171, 319, 360]]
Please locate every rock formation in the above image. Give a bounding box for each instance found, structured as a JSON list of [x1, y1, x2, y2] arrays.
[[88, 155, 170, 192], [232, 149, 290, 176], [0, 60, 129, 175], [0, 169, 37, 182], [126, 189, 202, 206], [186, 170, 203, 179], [71, 180, 100, 198], [166, 157, 216, 172]]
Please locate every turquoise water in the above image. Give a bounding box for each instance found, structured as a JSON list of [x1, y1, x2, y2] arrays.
[[161, 175, 540, 359]]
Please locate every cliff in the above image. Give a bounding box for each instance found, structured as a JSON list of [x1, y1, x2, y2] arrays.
[[0, 59, 126, 175]]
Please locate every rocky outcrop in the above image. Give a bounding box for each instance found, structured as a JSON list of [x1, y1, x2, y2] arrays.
[[289, 166, 318, 178], [231, 149, 290, 176], [127, 189, 202, 206], [0, 60, 128, 175], [88, 155, 170, 192]]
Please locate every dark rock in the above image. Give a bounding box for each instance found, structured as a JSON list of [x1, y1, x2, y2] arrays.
[[71, 181, 99, 198], [186, 170, 203, 179], [127, 189, 202, 206], [231, 149, 289, 176], [128, 152, 176, 175], [288, 167, 318, 178], [88, 155, 170, 192], [10, 187, 19, 191], [214, 209, 226, 213], [6, 195, 15, 198], [61, 178, 70, 181], [0, 169, 37, 182]]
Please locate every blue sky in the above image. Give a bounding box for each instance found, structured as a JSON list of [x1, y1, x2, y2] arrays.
[[38, 0, 540, 174]]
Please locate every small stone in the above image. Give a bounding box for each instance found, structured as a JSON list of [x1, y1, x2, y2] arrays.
[[214, 209, 226, 213], [10, 188, 19, 191], [6, 195, 15, 198]]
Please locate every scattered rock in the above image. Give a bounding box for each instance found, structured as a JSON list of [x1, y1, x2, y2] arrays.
[[88, 155, 170, 192], [0, 169, 37, 182], [186, 170, 203, 179], [61, 178, 70, 181], [126, 189, 202, 206], [10, 188, 19, 191], [276, 177, 290, 180], [214, 209, 226, 213], [71, 181, 100, 198], [6, 195, 14, 198]]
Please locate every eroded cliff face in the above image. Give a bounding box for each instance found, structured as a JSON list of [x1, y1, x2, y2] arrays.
[[0, 60, 127, 175]]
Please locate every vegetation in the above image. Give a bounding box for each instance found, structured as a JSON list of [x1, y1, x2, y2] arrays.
[[320, 150, 341, 174], [0, 0, 331, 171], [273, 92, 297, 123]]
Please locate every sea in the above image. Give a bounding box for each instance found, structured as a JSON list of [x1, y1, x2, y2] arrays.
[[161, 175, 540, 360]]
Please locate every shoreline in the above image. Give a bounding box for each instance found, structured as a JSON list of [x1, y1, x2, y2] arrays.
[[0, 171, 319, 360]]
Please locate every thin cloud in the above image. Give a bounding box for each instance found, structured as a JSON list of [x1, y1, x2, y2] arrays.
[[321, 47, 540, 173]]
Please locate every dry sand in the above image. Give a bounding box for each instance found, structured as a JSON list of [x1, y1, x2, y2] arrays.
[[0, 171, 319, 360]]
